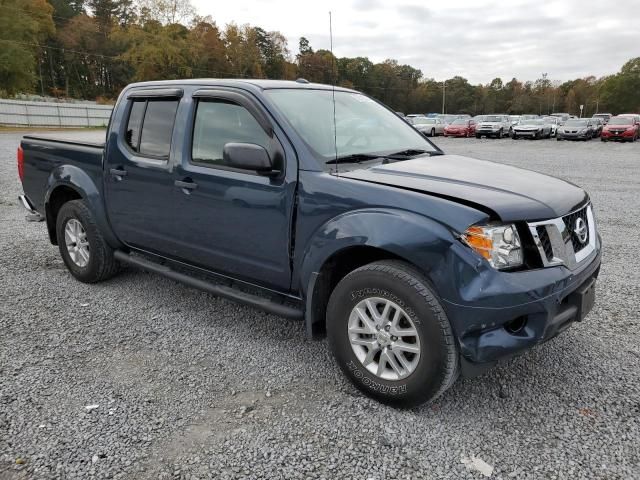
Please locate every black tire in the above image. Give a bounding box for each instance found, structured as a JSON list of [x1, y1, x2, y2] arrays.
[[557, 137, 562, 141], [431, 128, 435, 137], [601, 138, 606, 142], [512, 134, 518, 140], [326, 260, 458, 408], [56, 200, 119, 283], [475, 134, 481, 139]]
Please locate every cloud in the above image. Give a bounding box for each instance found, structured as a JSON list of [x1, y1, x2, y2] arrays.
[[191, 0, 640, 83]]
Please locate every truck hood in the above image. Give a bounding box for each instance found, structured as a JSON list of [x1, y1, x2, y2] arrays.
[[340, 155, 588, 222]]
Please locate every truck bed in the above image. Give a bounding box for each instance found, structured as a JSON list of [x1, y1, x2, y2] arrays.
[[20, 134, 106, 215]]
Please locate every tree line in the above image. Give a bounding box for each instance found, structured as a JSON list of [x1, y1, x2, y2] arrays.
[[1, 0, 639, 116]]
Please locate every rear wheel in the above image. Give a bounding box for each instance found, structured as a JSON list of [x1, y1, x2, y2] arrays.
[[327, 261, 458, 407], [431, 128, 435, 137], [56, 200, 119, 283]]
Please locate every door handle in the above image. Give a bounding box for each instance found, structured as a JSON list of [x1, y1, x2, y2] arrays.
[[109, 168, 127, 178], [174, 180, 198, 190]]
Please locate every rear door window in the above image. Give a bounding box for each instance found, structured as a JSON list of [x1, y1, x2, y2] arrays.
[[124, 99, 179, 159]]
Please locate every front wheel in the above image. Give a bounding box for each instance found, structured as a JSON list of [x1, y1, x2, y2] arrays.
[[327, 261, 458, 408], [56, 200, 119, 283], [431, 128, 436, 137]]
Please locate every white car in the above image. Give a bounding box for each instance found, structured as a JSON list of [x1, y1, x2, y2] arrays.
[[409, 117, 445, 137], [542, 116, 561, 137]]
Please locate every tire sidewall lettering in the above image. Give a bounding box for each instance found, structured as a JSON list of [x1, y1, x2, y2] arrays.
[[346, 360, 407, 396]]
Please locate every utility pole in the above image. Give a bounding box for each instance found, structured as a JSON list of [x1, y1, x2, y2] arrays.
[[442, 81, 446, 114]]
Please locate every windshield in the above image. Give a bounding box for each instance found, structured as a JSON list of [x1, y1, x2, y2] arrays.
[[564, 119, 588, 127], [520, 119, 544, 125], [608, 117, 633, 125], [483, 116, 503, 122], [451, 119, 468, 125], [542, 117, 557, 123], [412, 117, 435, 125], [265, 89, 437, 166]]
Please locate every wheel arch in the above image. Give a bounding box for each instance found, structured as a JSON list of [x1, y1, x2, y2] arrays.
[[299, 208, 459, 339], [44, 165, 121, 248]]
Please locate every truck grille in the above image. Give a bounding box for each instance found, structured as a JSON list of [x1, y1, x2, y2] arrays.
[[562, 206, 590, 253], [536, 226, 554, 261], [528, 204, 597, 270]]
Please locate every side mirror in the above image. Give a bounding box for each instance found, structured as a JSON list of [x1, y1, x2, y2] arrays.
[[223, 143, 277, 175]]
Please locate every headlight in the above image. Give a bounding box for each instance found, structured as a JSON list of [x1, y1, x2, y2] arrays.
[[462, 224, 523, 270], [579, 128, 587, 133]]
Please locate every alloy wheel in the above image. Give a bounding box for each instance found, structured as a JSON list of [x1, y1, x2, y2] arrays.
[[348, 297, 421, 381], [64, 218, 90, 268]]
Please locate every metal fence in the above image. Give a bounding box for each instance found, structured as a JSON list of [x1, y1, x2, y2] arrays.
[[0, 99, 113, 127]]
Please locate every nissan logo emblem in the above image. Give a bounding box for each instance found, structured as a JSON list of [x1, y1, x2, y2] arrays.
[[574, 217, 588, 244]]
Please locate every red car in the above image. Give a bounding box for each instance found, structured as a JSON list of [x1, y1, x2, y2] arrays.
[[601, 116, 639, 142], [444, 118, 476, 137]]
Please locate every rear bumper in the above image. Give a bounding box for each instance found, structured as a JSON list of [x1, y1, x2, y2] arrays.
[[18, 194, 37, 214], [442, 240, 602, 377]]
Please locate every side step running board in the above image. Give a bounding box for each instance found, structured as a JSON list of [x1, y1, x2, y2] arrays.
[[113, 251, 303, 320]]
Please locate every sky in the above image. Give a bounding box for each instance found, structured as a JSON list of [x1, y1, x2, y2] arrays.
[[191, 0, 640, 84]]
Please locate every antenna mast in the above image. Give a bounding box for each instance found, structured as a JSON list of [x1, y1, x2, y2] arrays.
[[329, 11, 338, 171]]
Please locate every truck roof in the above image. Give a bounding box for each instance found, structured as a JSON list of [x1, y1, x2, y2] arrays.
[[124, 78, 357, 93]]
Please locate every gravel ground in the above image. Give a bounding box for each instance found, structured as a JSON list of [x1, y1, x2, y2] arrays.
[[1, 130, 639, 479]]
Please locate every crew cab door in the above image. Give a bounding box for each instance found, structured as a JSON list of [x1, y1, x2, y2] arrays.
[[169, 89, 296, 291], [104, 89, 183, 254]]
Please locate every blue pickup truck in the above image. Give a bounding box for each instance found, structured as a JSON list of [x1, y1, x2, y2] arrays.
[[17, 80, 601, 407]]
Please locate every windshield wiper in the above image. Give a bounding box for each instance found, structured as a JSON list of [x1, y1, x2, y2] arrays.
[[385, 149, 443, 158], [325, 153, 382, 165]]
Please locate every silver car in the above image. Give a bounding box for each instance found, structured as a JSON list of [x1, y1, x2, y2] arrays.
[[512, 118, 552, 139], [475, 114, 511, 138], [410, 117, 445, 137]]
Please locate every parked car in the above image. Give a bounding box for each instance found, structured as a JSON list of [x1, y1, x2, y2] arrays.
[[601, 116, 639, 142], [512, 118, 552, 139], [556, 118, 595, 140], [542, 116, 561, 137], [443, 118, 476, 137], [410, 116, 445, 137], [439, 114, 459, 125], [17, 79, 601, 408], [508, 115, 521, 126], [475, 115, 511, 138], [618, 113, 640, 127], [590, 118, 604, 137], [519, 114, 540, 121], [592, 113, 612, 124], [550, 113, 571, 124]]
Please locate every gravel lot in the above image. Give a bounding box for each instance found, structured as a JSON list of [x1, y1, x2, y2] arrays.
[[1, 130, 639, 479]]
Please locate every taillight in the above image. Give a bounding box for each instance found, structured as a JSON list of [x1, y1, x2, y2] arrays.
[[17, 145, 24, 182]]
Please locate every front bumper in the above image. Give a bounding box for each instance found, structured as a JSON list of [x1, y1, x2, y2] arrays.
[[602, 131, 634, 140], [558, 132, 590, 139], [513, 130, 541, 137], [441, 238, 602, 377], [476, 129, 501, 136], [444, 130, 469, 137]]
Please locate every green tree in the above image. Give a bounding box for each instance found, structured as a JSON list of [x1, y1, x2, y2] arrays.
[[0, 0, 54, 95]]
